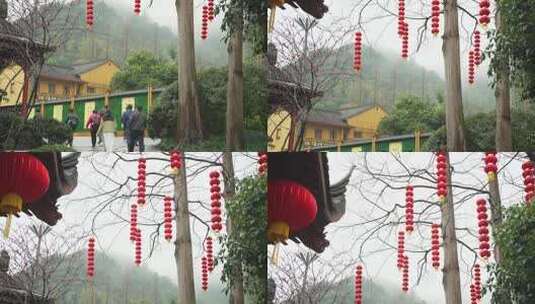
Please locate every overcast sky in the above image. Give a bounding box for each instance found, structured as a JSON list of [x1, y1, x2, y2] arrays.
[[270, 152, 527, 304]]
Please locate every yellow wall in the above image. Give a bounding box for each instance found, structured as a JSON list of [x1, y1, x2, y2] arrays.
[[0, 64, 25, 106], [79, 60, 120, 95], [268, 109, 292, 152], [345, 106, 387, 139], [38, 78, 80, 100], [303, 123, 346, 148]]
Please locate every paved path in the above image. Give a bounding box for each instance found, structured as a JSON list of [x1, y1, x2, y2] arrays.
[[72, 136, 161, 152]]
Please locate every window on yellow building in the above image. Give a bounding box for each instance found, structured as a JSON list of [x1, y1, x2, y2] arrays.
[[88, 87, 96, 94], [354, 131, 362, 138], [314, 128, 322, 140], [48, 83, 56, 95], [330, 129, 336, 140]]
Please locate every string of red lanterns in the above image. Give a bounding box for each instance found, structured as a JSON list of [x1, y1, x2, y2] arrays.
[[206, 237, 214, 272], [397, 231, 405, 270], [474, 30, 481, 66], [134, 0, 141, 15], [405, 185, 414, 233], [401, 255, 409, 292], [436, 152, 447, 203], [208, 0, 215, 22], [135, 228, 142, 266], [355, 264, 363, 304], [137, 157, 146, 206], [478, 0, 491, 28], [87, 237, 95, 278], [522, 161, 534, 205], [130, 204, 138, 242], [164, 196, 173, 241], [170, 151, 182, 175], [431, 223, 440, 270], [470, 284, 477, 304], [468, 50, 475, 85], [86, 0, 94, 30], [431, 0, 440, 36], [209, 171, 223, 233], [484, 152, 498, 182], [258, 152, 268, 175], [201, 5, 209, 40], [473, 264, 482, 302], [201, 256, 209, 291], [354, 32, 362, 72], [401, 22, 409, 59], [476, 198, 491, 260], [398, 0, 406, 37]]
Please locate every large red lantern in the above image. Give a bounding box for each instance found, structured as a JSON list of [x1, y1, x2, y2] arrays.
[[476, 198, 491, 259], [435, 152, 448, 203], [479, 0, 490, 27], [170, 151, 182, 175], [268, 180, 317, 243], [130, 204, 138, 242], [86, 0, 94, 30], [405, 185, 414, 233], [258, 152, 268, 175], [135, 228, 142, 266], [201, 5, 209, 40], [209, 171, 223, 232], [137, 157, 146, 206], [431, 0, 440, 36], [134, 0, 141, 15], [474, 30, 481, 66], [397, 231, 405, 270], [354, 32, 362, 72], [355, 264, 363, 304], [401, 255, 409, 292], [483, 152, 497, 182], [164, 196, 173, 241], [0, 153, 50, 238], [431, 223, 440, 270], [201, 256, 208, 291], [522, 161, 534, 205], [468, 50, 475, 85], [87, 237, 95, 278]]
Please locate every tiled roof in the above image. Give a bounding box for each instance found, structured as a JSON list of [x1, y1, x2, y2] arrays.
[[71, 59, 113, 74], [305, 109, 348, 127], [338, 104, 380, 119], [40, 64, 82, 82]]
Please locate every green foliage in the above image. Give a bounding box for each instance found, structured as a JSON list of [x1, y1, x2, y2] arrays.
[[377, 96, 445, 135], [0, 112, 72, 150], [487, 202, 535, 303], [219, 175, 267, 303], [111, 51, 176, 91]]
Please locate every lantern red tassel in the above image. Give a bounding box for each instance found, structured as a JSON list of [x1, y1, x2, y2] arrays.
[[258, 152, 268, 175], [135, 228, 142, 266], [86, 0, 94, 30], [522, 161, 534, 205], [468, 50, 475, 85], [201, 5, 209, 40], [405, 185, 414, 233], [483, 152, 497, 182], [170, 150, 182, 175], [431, 223, 440, 270], [208, 0, 215, 21], [137, 158, 146, 206], [130, 204, 138, 242], [397, 231, 405, 270], [134, 0, 141, 15], [398, 0, 405, 37], [473, 264, 481, 302], [0, 153, 50, 238], [401, 255, 409, 292], [435, 152, 447, 203], [206, 237, 214, 272], [354, 32, 362, 72], [164, 196, 173, 241], [87, 237, 95, 278], [209, 171, 223, 233], [201, 256, 208, 291], [479, 0, 491, 27], [431, 0, 440, 36], [474, 30, 481, 66], [355, 264, 363, 304], [476, 198, 491, 259]]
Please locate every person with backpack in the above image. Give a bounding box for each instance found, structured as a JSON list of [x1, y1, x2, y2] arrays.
[[121, 104, 133, 141], [127, 105, 146, 152], [86, 110, 101, 149], [65, 108, 79, 147]]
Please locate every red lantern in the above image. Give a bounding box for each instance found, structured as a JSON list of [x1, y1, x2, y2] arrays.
[[431, 0, 440, 36], [431, 223, 440, 270], [476, 198, 491, 259], [134, 0, 141, 15], [0, 153, 50, 238], [86, 0, 94, 30], [397, 231, 405, 270], [401, 22, 409, 59], [473, 264, 481, 302], [87, 237, 95, 278], [201, 256, 208, 291], [405, 185, 414, 233], [258, 152, 268, 175], [483, 152, 497, 182], [355, 264, 363, 304], [435, 152, 448, 203], [468, 50, 475, 85], [474, 30, 481, 66], [164, 196, 173, 241], [208, 0, 215, 21], [398, 0, 405, 37], [470, 284, 477, 304], [522, 161, 534, 205], [137, 158, 147, 206], [135, 228, 142, 266], [206, 236, 214, 272], [201, 5, 209, 40], [401, 255, 409, 292], [130, 204, 138, 242], [354, 32, 362, 72], [479, 0, 491, 27], [209, 171, 223, 233], [170, 150, 182, 175], [268, 180, 317, 243]]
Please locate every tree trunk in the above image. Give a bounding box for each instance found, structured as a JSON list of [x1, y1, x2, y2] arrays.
[[176, 0, 203, 144], [488, 176, 503, 264], [226, 10, 245, 150], [494, 6, 513, 151], [442, 0, 466, 151], [174, 154, 196, 304], [441, 153, 462, 304], [222, 151, 245, 304]]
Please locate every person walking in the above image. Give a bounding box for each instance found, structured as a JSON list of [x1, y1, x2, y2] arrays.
[[96, 106, 108, 145], [127, 105, 146, 152], [97, 108, 116, 152], [86, 110, 101, 149], [121, 104, 133, 141], [65, 108, 79, 147]]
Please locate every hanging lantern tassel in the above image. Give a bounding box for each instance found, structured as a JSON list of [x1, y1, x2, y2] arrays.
[[268, 0, 286, 32], [484, 152, 498, 182], [1, 194, 22, 239], [522, 161, 534, 205]]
